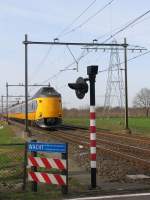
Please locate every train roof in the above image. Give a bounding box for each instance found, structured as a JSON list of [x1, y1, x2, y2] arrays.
[[32, 87, 61, 98]]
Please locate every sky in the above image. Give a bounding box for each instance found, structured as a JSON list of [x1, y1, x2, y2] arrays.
[[0, 0, 150, 109]]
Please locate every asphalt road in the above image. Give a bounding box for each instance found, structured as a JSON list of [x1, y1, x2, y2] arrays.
[[66, 193, 150, 200]]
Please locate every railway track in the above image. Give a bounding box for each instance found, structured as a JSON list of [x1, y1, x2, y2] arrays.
[[96, 131, 150, 147], [43, 129, 150, 169], [61, 124, 150, 148], [9, 120, 150, 170]]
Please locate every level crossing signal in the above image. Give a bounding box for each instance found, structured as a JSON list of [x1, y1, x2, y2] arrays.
[[68, 65, 98, 189], [68, 77, 88, 99]]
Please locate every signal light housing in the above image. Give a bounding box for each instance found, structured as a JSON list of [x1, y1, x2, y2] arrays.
[[68, 77, 88, 99]]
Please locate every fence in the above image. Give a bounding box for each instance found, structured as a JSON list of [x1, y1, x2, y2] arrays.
[[0, 141, 69, 196], [0, 143, 25, 192]]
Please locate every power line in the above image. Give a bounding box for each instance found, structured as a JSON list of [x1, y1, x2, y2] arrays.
[[95, 9, 150, 43], [39, 50, 88, 85], [29, 46, 52, 82], [95, 20, 133, 40], [37, 42, 147, 85], [59, 9, 150, 77], [127, 50, 150, 62], [131, 15, 150, 28], [30, 0, 115, 80], [29, 8, 150, 86], [98, 50, 150, 74], [57, 0, 97, 38], [118, 50, 150, 66], [29, 0, 97, 82], [29, 0, 116, 84], [62, 0, 115, 37], [77, 9, 150, 74], [102, 9, 150, 43]]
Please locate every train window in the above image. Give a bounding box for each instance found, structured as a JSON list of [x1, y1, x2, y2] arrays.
[[42, 87, 60, 96], [19, 105, 21, 113], [28, 100, 37, 113], [8, 100, 37, 114], [22, 104, 25, 113], [33, 87, 60, 98], [16, 106, 19, 113], [28, 102, 32, 113], [33, 100, 37, 111]]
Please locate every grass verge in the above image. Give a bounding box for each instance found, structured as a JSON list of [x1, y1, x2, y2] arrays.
[[64, 117, 150, 136]]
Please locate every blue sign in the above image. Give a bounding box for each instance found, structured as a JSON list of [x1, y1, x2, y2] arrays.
[[28, 142, 67, 153]]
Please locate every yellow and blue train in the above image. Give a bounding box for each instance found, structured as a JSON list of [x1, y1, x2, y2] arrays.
[[5, 87, 62, 127]]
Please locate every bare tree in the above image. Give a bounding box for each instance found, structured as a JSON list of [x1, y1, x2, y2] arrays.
[[133, 88, 150, 117]]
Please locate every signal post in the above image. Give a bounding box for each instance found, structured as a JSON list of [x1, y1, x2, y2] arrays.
[[68, 65, 98, 189], [87, 66, 98, 188]]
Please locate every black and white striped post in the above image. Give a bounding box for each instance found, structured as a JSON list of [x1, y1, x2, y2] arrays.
[[87, 65, 98, 189]]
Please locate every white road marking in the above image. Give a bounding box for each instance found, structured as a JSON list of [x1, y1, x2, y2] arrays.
[[65, 193, 150, 200]]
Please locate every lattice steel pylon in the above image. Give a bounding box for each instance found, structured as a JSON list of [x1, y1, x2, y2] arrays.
[[103, 39, 125, 116]]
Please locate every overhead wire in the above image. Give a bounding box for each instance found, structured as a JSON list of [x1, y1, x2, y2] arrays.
[[95, 20, 134, 40], [98, 49, 150, 74], [29, 0, 97, 83], [36, 0, 116, 85], [101, 9, 150, 43], [39, 49, 88, 85], [29, 46, 52, 82], [57, 0, 97, 38], [62, 0, 115, 37], [30, 0, 115, 83], [49, 7, 150, 83], [126, 49, 150, 63], [77, 9, 150, 75], [30, 0, 114, 82], [30, 6, 150, 90], [29, 45, 78, 93], [130, 15, 150, 28], [27, 0, 122, 83]]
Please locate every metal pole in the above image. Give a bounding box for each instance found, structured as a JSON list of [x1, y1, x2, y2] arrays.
[[25, 34, 29, 133], [22, 142, 28, 191], [87, 65, 98, 188], [6, 82, 8, 123], [23, 40, 125, 47], [1, 96, 3, 114], [61, 143, 68, 194], [124, 38, 129, 131]]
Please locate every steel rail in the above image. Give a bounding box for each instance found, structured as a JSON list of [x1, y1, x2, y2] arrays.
[[93, 130, 150, 145], [43, 130, 150, 169], [82, 134, 150, 156], [9, 120, 150, 169]]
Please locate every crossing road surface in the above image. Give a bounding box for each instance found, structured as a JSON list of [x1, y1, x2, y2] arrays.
[[66, 193, 150, 200]]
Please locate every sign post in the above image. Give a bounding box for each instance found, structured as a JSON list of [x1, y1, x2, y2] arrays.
[[61, 143, 68, 194], [27, 141, 68, 194]]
